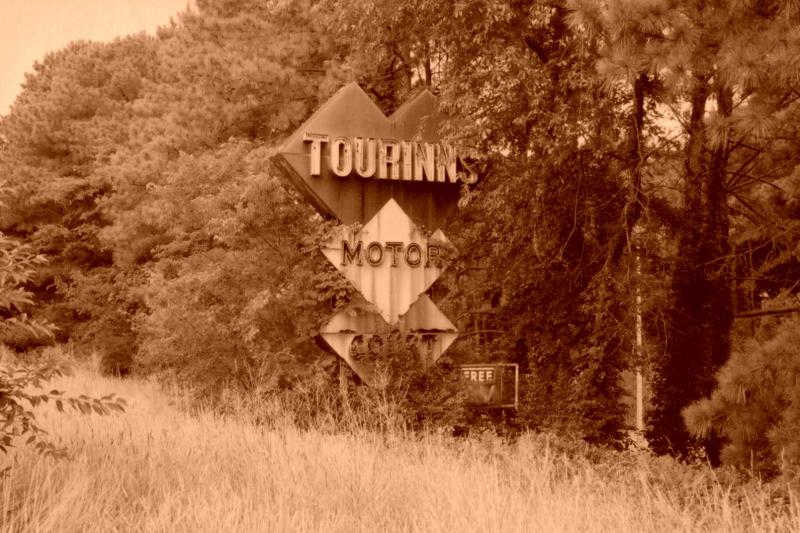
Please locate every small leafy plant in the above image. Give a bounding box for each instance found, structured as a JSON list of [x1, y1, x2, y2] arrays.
[[0, 362, 126, 457], [1, 212, 126, 467]]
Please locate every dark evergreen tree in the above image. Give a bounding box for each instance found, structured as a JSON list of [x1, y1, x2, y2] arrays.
[[572, 0, 800, 462]]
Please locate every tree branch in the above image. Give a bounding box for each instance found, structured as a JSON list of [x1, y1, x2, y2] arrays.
[[735, 306, 800, 319]]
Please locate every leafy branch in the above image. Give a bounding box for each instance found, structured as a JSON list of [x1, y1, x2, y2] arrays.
[[0, 363, 127, 458], [0, 225, 126, 469]]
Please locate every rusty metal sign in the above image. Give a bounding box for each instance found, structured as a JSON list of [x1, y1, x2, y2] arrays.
[[272, 83, 478, 385], [459, 364, 519, 408], [270, 82, 476, 230], [319, 295, 458, 386], [321, 198, 449, 324]]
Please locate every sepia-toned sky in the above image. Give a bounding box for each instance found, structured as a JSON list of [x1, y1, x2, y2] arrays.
[[0, 0, 191, 114]]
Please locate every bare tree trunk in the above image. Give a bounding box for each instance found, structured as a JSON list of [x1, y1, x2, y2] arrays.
[[649, 79, 733, 466]]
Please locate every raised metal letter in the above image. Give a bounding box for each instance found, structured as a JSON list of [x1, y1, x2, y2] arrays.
[[401, 141, 413, 180], [405, 243, 422, 267], [436, 144, 458, 183], [341, 239, 362, 266], [384, 241, 403, 266], [457, 149, 479, 184], [366, 241, 384, 266], [378, 139, 401, 180], [413, 142, 436, 182], [331, 137, 353, 177], [303, 133, 329, 176], [425, 244, 441, 268], [354, 137, 377, 178]]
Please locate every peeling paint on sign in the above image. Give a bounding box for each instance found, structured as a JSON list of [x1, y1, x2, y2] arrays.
[[322, 199, 449, 324], [270, 82, 476, 229]]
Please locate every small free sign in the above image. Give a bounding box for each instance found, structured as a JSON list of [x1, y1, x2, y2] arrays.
[[459, 363, 519, 409], [461, 367, 496, 383]]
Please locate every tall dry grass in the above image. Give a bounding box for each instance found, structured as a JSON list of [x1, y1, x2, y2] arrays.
[[1, 361, 798, 532]]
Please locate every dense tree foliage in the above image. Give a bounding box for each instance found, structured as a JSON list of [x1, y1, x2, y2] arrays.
[[558, 0, 800, 462], [0, 220, 54, 345], [1, 187, 125, 460], [321, 0, 646, 443], [1, 1, 344, 380], [685, 314, 800, 477], [2, 0, 800, 470]]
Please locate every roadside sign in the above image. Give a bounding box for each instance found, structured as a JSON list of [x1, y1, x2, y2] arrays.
[[459, 363, 519, 408], [272, 83, 479, 386], [270, 82, 476, 230], [321, 199, 448, 324], [319, 295, 458, 386]]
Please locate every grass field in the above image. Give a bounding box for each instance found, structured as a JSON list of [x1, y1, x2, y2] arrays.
[[1, 363, 798, 532]]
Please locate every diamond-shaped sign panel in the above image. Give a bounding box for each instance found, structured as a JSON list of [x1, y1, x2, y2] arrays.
[[318, 302, 385, 386], [320, 295, 458, 386], [322, 199, 448, 324], [398, 294, 459, 364], [270, 82, 474, 230]]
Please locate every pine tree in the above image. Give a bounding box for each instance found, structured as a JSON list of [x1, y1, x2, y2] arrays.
[[570, 0, 800, 462]]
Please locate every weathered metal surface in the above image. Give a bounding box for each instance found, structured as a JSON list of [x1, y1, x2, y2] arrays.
[[321, 199, 448, 324], [319, 295, 458, 385], [270, 82, 475, 230], [459, 363, 519, 408], [398, 294, 459, 366], [318, 302, 385, 386], [271, 82, 475, 388]]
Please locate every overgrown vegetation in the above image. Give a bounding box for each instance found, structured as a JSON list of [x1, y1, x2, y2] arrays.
[[2, 365, 797, 533], [1, 0, 799, 477], [0, 225, 124, 463], [685, 315, 800, 479]]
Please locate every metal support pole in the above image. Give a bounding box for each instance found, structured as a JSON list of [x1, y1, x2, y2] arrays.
[[635, 254, 644, 433]]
